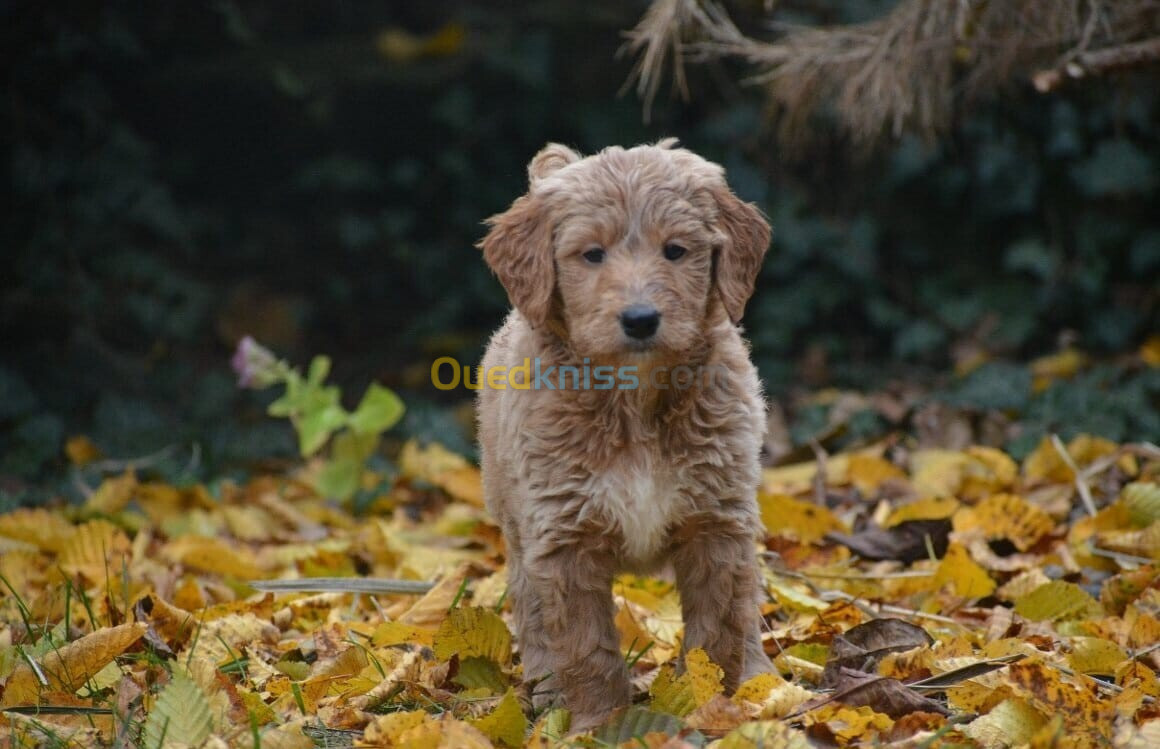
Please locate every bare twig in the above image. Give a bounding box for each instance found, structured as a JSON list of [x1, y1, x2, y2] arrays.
[[1051, 433, 1098, 517], [248, 578, 435, 595], [808, 438, 828, 506], [1034, 36, 1160, 91], [820, 589, 960, 625], [786, 569, 935, 581]]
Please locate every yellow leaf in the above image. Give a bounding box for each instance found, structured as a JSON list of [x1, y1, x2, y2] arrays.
[[58, 519, 132, 582], [953, 493, 1055, 551], [686, 648, 725, 704], [1121, 482, 1160, 527], [83, 471, 137, 515], [934, 543, 995, 599], [433, 606, 512, 666], [177, 613, 278, 667], [1023, 434, 1118, 484], [801, 703, 893, 745], [649, 648, 723, 717], [399, 564, 470, 626], [1140, 334, 1160, 366], [685, 693, 748, 732], [162, 536, 266, 580], [527, 708, 571, 745], [732, 672, 785, 704], [1007, 659, 1114, 741], [0, 508, 77, 552], [762, 454, 851, 495], [400, 439, 470, 481], [961, 446, 1019, 499], [765, 574, 829, 612], [453, 656, 509, 694], [434, 466, 485, 508], [1067, 637, 1126, 675], [64, 435, 102, 466], [911, 449, 972, 497], [732, 673, 813, 720], [1095, 521, 1160, 560], [372, 620, 436, 649], [996, 568, 1053, 602], [847, 454, 906, 496], [758, 492, 846, 543], [1013, 581, 1102, 622], [718, 720, 811, 749], [885, 495, 960, 526], [649, 663, 696, 717], [1, 622, 147, 706], [134, 593, 196, 646], [964, 697, 1048, 749], [1030, 347, 1088, 387], [470, 688, 527, 747], [374, 23, 466, 64], [221, 505, 278, 542]]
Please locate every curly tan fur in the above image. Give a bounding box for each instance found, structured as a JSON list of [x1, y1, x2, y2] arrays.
[[477, 140, 773, 729]]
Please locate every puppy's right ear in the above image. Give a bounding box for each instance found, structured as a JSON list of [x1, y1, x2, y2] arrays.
[[477, 194, 555, 328], [527, 143, 580, 184]]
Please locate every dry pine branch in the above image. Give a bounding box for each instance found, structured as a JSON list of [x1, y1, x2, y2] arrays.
[[623, 0, 1160, 147]]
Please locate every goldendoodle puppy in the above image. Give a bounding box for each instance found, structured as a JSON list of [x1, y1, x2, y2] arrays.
[[476, 139, 772, 729]]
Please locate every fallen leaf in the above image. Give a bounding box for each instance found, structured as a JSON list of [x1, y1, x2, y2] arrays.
[[964, 697, 1048, 748], [1013, 580, 1103, 622], [933, 543, 996, 598], [758, 492, 847, 543], [433, 606, 512, 666], [1, 622, 148, 707], [821, 618, 934, 687], [470, 688, 527, 747], [814, 667, 949, 718], [825, 518, 950, 562]]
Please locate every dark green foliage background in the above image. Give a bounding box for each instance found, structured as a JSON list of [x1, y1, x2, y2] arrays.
[[3, 1, 1157, 501]]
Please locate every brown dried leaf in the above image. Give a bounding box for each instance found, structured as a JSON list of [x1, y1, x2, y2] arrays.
[[1, 622, 147, 706]]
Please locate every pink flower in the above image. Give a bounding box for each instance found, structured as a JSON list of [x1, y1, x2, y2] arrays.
[[231, 336, 280, 389]]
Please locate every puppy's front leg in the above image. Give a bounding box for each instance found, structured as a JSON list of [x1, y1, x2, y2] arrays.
[[522, 544, 630, 729], [673, 520, 769, 690]]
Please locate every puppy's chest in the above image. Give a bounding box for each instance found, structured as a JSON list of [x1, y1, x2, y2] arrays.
[[583, 457, 688, 564]]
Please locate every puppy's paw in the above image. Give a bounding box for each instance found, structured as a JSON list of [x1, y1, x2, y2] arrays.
[[528, 674, 562, 713]]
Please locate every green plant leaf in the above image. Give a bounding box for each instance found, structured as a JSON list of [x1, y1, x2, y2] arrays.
[[314, 456, 362, 501], [307, 355, 332, 387], [142, 670, 213, 749], [348, 383, 405, 436], [267, 371, 303, 418], [332, 429, 379, 464], [297, 403, 347, 456]]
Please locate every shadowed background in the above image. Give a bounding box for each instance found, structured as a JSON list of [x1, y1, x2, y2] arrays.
[[4, 1, 1158, 503]]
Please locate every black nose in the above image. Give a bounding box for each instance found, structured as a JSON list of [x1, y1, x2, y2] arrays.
[[620, 304, 660, 339]]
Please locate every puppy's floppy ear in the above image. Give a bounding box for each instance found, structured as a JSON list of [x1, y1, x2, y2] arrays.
[[712, 186, 771, 324], [527, 143, 580, 184], [477, 193, 555, 328]]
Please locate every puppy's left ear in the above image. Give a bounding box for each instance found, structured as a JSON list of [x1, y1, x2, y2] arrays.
[[477, 194, 555, 328], [713, 186, 771, 324]]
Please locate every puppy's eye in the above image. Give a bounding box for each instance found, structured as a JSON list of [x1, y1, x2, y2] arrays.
[[582, 248, 606, 264], [663, 243, 687, 261]]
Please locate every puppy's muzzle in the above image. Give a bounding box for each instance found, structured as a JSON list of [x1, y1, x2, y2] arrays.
[[620, 304, 660, 340]]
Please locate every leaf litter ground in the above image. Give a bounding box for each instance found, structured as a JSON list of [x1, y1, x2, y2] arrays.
[[1, 430, 1159, 747]]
